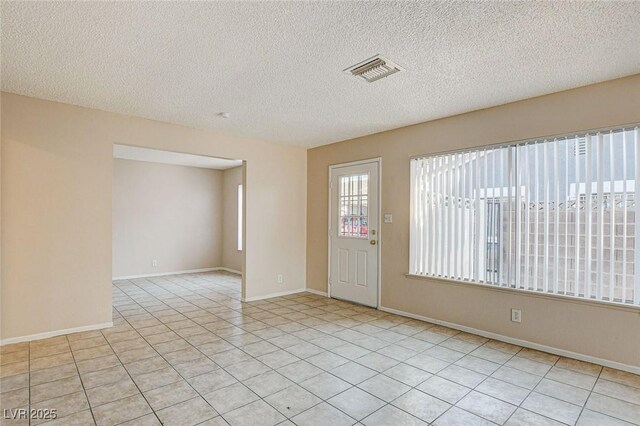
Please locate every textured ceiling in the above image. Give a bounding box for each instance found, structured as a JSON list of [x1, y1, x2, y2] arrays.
[[113, 145, 242, 170], [2, 2, 639, 148]]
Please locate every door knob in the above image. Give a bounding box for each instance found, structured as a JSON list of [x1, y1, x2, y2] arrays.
[[370, 240, 377, 245]]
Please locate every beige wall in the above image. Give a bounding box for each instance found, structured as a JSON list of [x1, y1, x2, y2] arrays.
[[1, 92, 307, 341], [307, 74, 640, 368], [222, 166, 244, 273], [113, 159, 224, 278]]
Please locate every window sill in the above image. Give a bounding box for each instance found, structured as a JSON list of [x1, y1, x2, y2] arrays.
[[405, 273, 640, 313]]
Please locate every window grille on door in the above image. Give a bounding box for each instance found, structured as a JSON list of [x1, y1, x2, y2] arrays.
[[339, 174, 369, 238]]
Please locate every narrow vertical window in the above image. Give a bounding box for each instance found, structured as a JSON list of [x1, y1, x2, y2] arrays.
[[238, 184, 243, 251]]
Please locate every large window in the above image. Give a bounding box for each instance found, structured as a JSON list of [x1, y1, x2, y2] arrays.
[[409, 126, 639, 306]]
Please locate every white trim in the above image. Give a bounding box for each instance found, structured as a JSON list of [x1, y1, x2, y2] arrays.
[[305, 288, 328, 297], [112, 267, 241, 280], [242, 288, 307, 302], [216, 267, 242, 275], [328, 157, 382, 308], [0, 322, 113, 346], [379, 305, 640, 375]]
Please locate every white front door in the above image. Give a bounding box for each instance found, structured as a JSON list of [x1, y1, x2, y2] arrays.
[[329, 160, 379, 307]]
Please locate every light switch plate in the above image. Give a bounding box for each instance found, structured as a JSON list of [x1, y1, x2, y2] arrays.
[[384, 213, 393, 223]]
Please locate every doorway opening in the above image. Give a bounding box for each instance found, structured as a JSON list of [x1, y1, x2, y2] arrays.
[[112, 144, 246, 298]]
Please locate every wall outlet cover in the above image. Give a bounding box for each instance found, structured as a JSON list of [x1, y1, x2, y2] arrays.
[[511, 308, 522, 323]]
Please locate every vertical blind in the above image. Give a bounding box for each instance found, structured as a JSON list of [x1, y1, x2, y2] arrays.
[[409, 126, 639, 306]]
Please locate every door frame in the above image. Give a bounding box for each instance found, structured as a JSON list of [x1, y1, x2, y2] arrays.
[[327, 157, 382, 308]]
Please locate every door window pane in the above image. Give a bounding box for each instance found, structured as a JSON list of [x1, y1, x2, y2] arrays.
[[339, 173, 369, 238]]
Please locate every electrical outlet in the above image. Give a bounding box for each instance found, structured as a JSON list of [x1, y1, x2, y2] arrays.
[[277, 274, 284, 284], [152, 259, 158, 268], [384, 213, 393, 223], [511, 308, 522, 323]]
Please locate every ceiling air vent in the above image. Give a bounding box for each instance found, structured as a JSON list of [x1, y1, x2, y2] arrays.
[[345, 55, 404, 83]]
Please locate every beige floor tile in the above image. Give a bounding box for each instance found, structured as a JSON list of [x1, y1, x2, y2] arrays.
[[476, 377, 530, 405], [504, 356, 552, 376], [203, 382, 260, 414], [354, 352, 399, 372], [31, 391, 89, 425], [92, 394, 152, 426], [38, 409, 95, 426], [0, 343, 29, 355], [456, 391, 517, 424], [417, 375, 471, 404], [118, 413, 160, 426], [454, 354, 501, 376], [30, 353, 74, 372], [173, 356, 219, 378], [0, 388, 29, 410], [437, 364, 487, 388], [594, 378, 640, 405], [521, 392, 583, 424], [0, 373, 29, 393], [329, 362, 377, 385], [1, 351, 29, 365], [118, 346, 158, 364], [243, 370, 294, 398], [505, 408, 565, 426], [188, 369, 238, 394], [124, 356, 168, 376], [30, 375, 83, 403], [535, 378, 591, 406], [4, 272, 638, 426], [257, 350, 300, 369], [433, 406, 493, 426], [71, 345, 114, 362], [383, 363, 432, 387], [491, 365, 542, 390], [131, 366, 181, 392], [556, 357, 603, 377], [391, 389, 450, 423], [80, 365, 129, 389], [0, 361, 29, 379], [75, 354, 120, 374], [362, 404, 426, 426], [601, 368, 640, 390], [69, 336, 108, 352], [86, 377, 140, 407], [156, 397, 217, 425], [30, 363, 79, 386], [516, 348, 559, 365], [586, 393, 640, 424], [576, 409, 636, 426], [300, 372, 352, 399], [225, 359, 272, 381], [357, 374, 410, 402], [277, 360, 323, 383], [546, 366, 598, 390], [223, 399, 286, 426]]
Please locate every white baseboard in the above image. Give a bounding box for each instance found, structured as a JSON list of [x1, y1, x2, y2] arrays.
[[0, 322, 113, 346], [243, 288, 307, 302], [305, 288, 328, 297], [216, 267, 242, 275], [113, 267, 240, 280], [379, 305, 640, 375]]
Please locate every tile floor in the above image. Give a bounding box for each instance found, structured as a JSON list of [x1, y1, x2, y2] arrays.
[[1, 271, 639, 426]]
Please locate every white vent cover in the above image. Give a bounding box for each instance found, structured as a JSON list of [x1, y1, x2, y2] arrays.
[[345, 55, 404, 83]]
